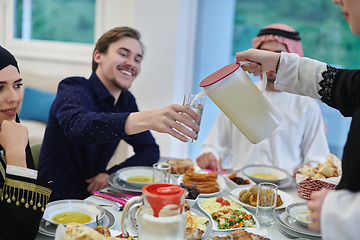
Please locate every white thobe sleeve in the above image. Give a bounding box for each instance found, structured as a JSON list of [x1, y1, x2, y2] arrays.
[[275, 52, 327, 99], [321, 190, 360, 240]]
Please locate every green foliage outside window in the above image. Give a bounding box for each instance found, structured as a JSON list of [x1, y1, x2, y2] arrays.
[[233, 0, 360, 69], [14, 0, 95, 44]]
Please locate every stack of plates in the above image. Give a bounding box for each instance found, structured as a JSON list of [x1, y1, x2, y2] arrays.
[[275, 203, 321, 238]]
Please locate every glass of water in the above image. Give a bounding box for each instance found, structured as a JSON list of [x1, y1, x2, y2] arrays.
[[153, 163, 171, 183], [256, 182, 278, 228], [182, 93, 205, 142], [218, 150, 233, 175]]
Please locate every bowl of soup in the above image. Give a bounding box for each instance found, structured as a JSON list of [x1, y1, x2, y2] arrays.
[[42, 199, 105, 228], [116, 166, 157, 188], [286, 202, 312, 228], [242, 165, 289, 184]]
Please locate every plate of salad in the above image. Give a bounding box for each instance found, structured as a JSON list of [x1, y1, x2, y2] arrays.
[[197, 197, 260, 231]]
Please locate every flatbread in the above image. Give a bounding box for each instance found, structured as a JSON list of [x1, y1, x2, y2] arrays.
[[62, 223, 134, 240], [300, 165, 316, 178], [319, 153, 342, 178]]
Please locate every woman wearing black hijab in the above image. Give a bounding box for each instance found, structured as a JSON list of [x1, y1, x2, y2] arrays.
[[0, 46, 52, 240]]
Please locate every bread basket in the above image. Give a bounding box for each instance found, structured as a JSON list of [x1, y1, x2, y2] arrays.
[[296, 175, 338, 199]]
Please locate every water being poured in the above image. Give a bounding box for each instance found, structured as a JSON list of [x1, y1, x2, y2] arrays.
[[190, 89, 207, 106]]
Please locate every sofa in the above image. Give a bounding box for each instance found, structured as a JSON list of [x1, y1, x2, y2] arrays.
[[19, 71, 129, 170]]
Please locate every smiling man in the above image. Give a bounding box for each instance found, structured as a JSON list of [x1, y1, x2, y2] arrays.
[[38, 27, 200, 200]]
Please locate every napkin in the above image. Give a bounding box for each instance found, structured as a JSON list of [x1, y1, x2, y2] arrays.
[[93, 191, 141, 206], [54, 224, 66, 240]]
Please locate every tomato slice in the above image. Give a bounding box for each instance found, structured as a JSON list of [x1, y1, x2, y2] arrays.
[[216, 197, 224, 203], [221, 200, 230, 206]]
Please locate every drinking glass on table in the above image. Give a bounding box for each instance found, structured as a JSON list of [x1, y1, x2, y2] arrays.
[[153, 163, 171, 183], [182, 93, 205, 143], [218, 150, 233, 175], [256, 182, 278, 228]]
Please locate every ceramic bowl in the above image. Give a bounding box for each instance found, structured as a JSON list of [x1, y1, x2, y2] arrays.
[[185, 194, 200, 208], [42, 199, 105, 228], [116, 166, 155, 188], [242, 165, 289, 184], [285, 202, 312, 228]]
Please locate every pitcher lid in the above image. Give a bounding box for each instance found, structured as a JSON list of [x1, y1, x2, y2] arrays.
[[200, 63, 240, 87], [143, 183, 185, 217]]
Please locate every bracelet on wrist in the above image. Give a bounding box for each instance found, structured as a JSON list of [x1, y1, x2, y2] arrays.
[[275, 55, 281, 73]]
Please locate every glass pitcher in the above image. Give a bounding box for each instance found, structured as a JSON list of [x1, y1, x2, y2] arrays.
[[120, 183, 187, 240]]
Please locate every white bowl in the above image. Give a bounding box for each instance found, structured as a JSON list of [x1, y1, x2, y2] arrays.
[[286, 202, 312, 228], [185, 194, 200, 208], [116, 166, 155, 188], [242, 165, 289, 184], [223, 172, 256, 190], [43, 200, 105, 228]]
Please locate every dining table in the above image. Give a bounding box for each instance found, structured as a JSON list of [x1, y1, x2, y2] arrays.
[[35, 173, 322, 240]]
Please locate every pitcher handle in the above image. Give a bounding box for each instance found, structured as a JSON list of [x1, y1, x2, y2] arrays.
[[239, 61, 268, 93], [119, 196, 142, 238]]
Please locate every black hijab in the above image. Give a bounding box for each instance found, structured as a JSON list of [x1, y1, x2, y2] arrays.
[[0, 45, 35, 170], [0, 45, 20, 73]]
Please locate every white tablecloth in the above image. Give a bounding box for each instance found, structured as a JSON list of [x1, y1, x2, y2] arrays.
[[36, 176, 321, 240]]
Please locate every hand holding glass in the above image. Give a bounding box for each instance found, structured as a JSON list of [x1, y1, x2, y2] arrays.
[[182, 93, 205, 142]]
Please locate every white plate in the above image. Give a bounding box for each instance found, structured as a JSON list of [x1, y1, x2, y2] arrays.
[[197, 198, 260, 231], [188, 208, 213, 240], [275, 209, 321, 237], [108, 172, 143, 192], [223, 172, 256, 190], [39, 209, 115, 237], [242, 165, 289, 184], [177, 174, 226, 197], [116, 166, 154, 188], [43, 200, 105, 227], [229, 185, 294, 210]]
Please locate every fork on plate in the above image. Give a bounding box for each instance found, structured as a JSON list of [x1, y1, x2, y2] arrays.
[[92, 195, 123, 211], [278, 228, 312, 240]]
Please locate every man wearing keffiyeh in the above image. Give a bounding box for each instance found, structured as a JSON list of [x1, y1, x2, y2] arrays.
[[197, 23, 330, 177]]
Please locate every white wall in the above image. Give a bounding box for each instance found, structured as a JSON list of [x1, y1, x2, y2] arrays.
[[131, 0, 198, 158], [0, 0, 198, 159]]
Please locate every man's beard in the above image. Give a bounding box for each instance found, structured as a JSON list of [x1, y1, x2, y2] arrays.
[[110, 78, 131, 91], [267, 75, 276, 83]]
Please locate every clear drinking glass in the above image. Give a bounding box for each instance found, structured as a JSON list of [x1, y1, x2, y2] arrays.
[[182, 93, 206, 143], [152, 163, 171, 183], [256, 182, 278, 228], [218, 150, 233, 175]]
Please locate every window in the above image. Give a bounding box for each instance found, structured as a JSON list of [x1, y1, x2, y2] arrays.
[[14, 0, 95, 44], [2, 0, 99, 64], [233, 0, 360, 69]]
